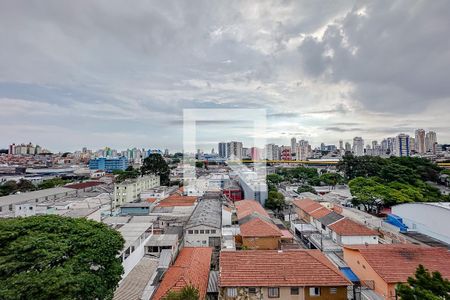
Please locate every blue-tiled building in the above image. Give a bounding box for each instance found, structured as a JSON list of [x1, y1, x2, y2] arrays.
[[89, 156, 128, 172]]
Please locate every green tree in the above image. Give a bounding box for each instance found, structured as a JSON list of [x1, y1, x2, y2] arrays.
[[16, 179, 36, 192], [0, 180, 18, 196], [319, 173, 344, 187], [37, 178, 70, 190], [265, 191, 285, 211], [397, 265, 450, 300], [0, 215, 124, 300], [297, 185, 317, 194], [141, 153, 170, 185], [116, 167, 140, 182], [195, 161, 204, 168], [163, 285, 200, 300]]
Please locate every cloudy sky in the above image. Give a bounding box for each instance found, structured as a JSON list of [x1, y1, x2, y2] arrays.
[[1, 0, 449, 152]]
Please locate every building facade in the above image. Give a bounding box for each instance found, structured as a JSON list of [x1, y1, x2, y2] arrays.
[[89, 156, 128, 172], [113, 175, 160, 207]]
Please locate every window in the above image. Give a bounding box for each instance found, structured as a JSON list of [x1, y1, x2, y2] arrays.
[[202, 240, 207, 244], [248, 287, 256, 294], [291, 287, 299, 295], [330, 287, 337, 294], [205, 230, 210, 234], [211, 230, 216, 234], [227, 288, 237, 297], [200, 230, 204, 234], [194, 230, 199, 234], [188, 230, 193, 234], [309, 287, 320, 296], [268, 287, 279, 298]]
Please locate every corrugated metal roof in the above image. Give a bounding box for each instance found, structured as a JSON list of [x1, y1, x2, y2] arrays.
[[185, 199, 221, 229], [207, 270, 219, 293]]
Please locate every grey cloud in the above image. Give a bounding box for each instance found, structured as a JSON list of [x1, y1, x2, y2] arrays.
[[298, 0, 450, 114]]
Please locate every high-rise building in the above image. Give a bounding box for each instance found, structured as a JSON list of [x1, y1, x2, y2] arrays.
[[339, 140, 344, 150], [265, 144, 280, 160], [415, 129, 426, 154], [280, 146, 292, 160], [352, 137, 364, 156], [218, 142, 227, 158], [290, 137, 297, 158], [297, 140, 310, 161], [227, 141, 243, 160], [345, 142, 351, 152], [394, 133, 411, 157], [425, 131, 437, 153], [8, 143, 15, 155]]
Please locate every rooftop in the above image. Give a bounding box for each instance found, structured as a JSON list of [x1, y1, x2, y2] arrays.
[[318, 211, 345, 226], [344, 244, 450, 283], [185, 198, 221, 229], [0, 187, 74, 206], [309, 206, 332, 219], [64, 181, 103, 190], [117, 223, 153, 250], [239, 217, 282, 237], [235, 199, 269, 220], [152, 247, 212, 300], [145, 234, 178, 247], [219, 250, 350, 287], [293, 198, 324, 214], [329, 218, 379, 236]]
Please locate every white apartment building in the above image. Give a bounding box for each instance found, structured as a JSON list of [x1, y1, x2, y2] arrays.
[[114, 175, 160, 207], [352, 137, 364, 156]]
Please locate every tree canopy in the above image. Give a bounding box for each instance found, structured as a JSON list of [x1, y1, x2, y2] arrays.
[[340, 154, 448, 208], [265, 190, 285, 211], [397, 265, 450, 300], [0, 215, 124, 300], [141, 153, 170, 185]]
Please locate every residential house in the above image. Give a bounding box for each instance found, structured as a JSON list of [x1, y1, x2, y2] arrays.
[[219, 250, 350, 300], [152, 247, 213, 300], [145, 234, 179, 258], [293, 199, 327, 223], [343, 244, 450, 299], [235, 200, 282, 250], [328, 218, 379, 245]]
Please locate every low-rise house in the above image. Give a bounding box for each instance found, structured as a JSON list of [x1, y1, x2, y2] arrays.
[[152, 247, 213, 300], [238, 214, 282, 250], [308, 206, 332, 228], [184, 197, 222, 248], [328, 218, 379, 245], [343, 244, 450, 299], [145, 234, 179, 258], [119, 202, 153, 216], [219, 250, 350, 300], [293, 199, 326, 223], [316, 211, 344, 234], [235, 200, 283, 250], [117, 222, 154, 278]]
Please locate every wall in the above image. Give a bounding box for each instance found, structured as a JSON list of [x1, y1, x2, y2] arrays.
[[184, 225, 221, 247], [392, 203, 450, 244], [343, 248, 391, 299], [340, 235, 379, 245], [242, 236, 280, 250], [304, 286, 347, 300], [219, 286, 347, 300]]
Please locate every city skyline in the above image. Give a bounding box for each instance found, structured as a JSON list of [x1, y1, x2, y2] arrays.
[[1, 1, 450, 151]]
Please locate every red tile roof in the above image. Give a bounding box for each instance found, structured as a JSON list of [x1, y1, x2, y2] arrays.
[[153, 247, 212, 300], [220, 250, 350, 287], [240, 217, 282, 237], [309, 206, 332, 219], [293, 198, 324, 213], [157, 195, 198, 207], [64, 181, 103, 189], [235, 199, 269, 220], [328, 218, 379, 236], [344, 244, 450, 283]]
